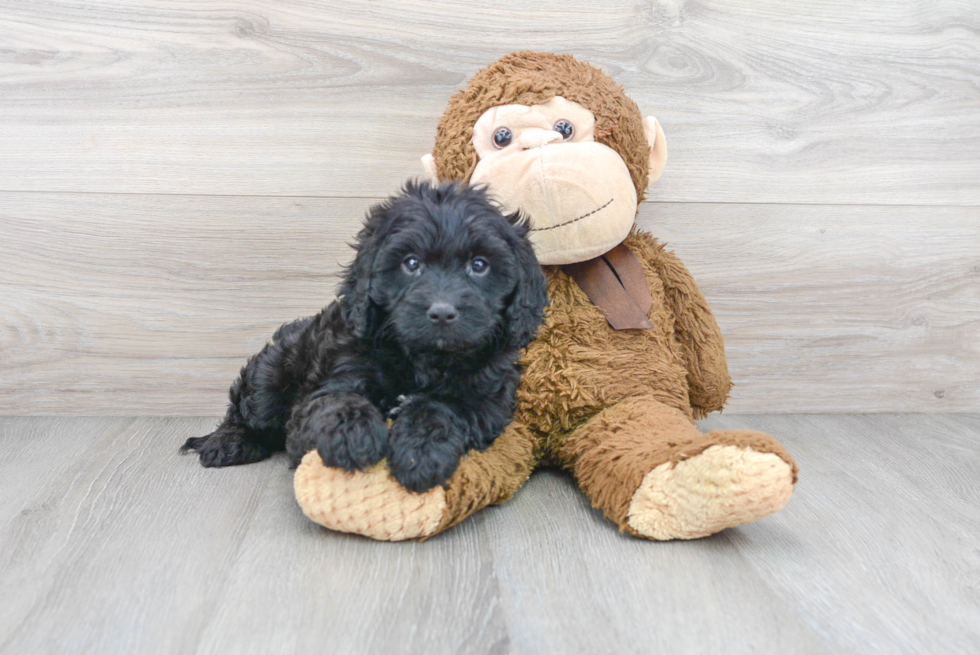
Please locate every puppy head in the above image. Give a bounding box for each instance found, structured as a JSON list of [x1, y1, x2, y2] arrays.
[[339, 181, 548, 353]]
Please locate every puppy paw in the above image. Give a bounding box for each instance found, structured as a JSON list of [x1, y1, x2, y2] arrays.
[[389, 439, 464, 493], [316, 405, 389, 471], [289, 393, 389, 470], [388, 401, 467, 493], [180, 427, 272, 467]]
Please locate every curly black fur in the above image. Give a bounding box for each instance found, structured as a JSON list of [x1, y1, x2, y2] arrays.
[[181, 181, 548, 492]]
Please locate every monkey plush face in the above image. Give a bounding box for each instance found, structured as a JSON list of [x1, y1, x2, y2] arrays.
[[469, 96, 646, 265], [421, 52, 667, 266]]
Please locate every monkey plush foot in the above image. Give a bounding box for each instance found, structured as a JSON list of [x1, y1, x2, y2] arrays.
[[293, 420, 537, 541], [294, 451, 447, 541], [560, 397, 797, 539], [626, 440, 795, 540]]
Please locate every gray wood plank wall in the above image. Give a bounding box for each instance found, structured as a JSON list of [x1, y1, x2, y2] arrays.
[[1, 0, 978, 414]]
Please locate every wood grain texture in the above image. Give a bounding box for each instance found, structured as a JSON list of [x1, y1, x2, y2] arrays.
[[645, 203, 980, 412], [698, 412, 980, 655], [2, 193, 976, 414], [0, 415, 977, 654], [0, 417, 272, 655], [0, 0, 978, 202]]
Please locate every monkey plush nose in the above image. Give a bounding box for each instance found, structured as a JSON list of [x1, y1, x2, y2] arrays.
[[427, 302, 459, 326], [519, 128, 562, 150]]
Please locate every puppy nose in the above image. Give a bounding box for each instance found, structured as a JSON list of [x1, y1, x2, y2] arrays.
[[427, 302, 458, 326]]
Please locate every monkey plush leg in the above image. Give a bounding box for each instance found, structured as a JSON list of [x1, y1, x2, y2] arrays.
[[293, 421, 537, 541], [559, 396, 798, 540]]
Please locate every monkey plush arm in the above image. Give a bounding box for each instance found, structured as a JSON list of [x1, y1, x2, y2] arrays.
[[635, 232, 732, 416]]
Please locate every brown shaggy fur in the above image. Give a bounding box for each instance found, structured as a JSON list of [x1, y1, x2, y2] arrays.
[[431, 420, 537, 537], [415, 52, 797, 537], [433, 230, 797, 534], [432, 51, 652, 204]]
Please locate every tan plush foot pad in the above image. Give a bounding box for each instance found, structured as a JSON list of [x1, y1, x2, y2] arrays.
[[294, 451, 447, 541], [627, 444, 795, 540]]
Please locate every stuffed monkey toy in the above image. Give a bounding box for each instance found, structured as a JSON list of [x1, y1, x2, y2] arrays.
[[294, 52, 797, 541]]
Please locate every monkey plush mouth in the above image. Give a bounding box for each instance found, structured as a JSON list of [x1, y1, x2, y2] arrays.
[[530, 198, 614, 233]]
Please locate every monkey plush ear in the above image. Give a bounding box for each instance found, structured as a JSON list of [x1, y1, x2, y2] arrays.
[[420, 154, 439, 184], [643, 117, 668, 185]]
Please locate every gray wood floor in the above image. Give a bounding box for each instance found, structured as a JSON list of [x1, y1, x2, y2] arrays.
[[1, 414, 977, 655]]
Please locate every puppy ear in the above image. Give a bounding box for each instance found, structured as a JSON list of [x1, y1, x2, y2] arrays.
[[504, 211, 549, 350], [338, 202, 390, 338]]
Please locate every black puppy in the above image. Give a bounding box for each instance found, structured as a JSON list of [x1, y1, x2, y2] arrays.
[[181, 181, 548, 492]]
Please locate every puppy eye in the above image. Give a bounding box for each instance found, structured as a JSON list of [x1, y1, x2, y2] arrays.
[[553, 119, 574, 141], [493, 127, 513, 149], [402, 255, 422, 275], [469, 257, 490, 276]]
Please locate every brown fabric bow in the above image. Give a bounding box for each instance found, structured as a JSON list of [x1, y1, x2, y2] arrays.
[[561, 243, 654, 330]]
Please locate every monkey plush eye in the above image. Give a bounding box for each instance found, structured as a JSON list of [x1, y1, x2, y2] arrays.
[[493, 127, 513, 149], [469, 257, 490, 276], [553, 119, 574, 141], [402, 255, 422, 274]]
